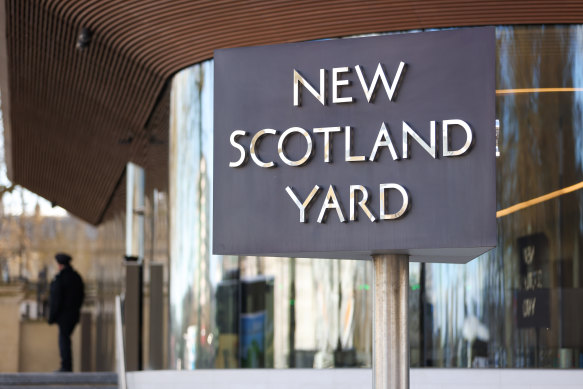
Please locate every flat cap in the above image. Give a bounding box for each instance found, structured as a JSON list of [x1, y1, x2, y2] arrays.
[[55, 253, 72, 264]]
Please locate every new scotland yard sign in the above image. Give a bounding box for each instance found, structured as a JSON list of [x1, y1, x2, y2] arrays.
[[213, 27, 496, 263]]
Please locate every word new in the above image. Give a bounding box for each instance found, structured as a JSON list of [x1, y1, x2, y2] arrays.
[[293, 62, 406, 105]]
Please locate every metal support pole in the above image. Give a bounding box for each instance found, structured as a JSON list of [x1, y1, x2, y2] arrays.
[[373, 254, 409, 389], [115, 296, 127, 389]]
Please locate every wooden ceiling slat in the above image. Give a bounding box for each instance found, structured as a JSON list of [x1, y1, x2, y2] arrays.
[[1, 0, 582, 224]]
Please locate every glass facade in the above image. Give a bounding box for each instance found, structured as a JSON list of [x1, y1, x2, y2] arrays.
[[168, 25, 583, 369]]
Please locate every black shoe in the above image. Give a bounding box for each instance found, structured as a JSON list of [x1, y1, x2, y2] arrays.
[[54, 368, 72, 373]]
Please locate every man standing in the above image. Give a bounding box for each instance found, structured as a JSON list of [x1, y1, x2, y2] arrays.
[[48, 253, 85, 372]]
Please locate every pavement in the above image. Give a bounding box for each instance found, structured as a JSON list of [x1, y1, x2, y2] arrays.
[[0, 372, 117, 389]]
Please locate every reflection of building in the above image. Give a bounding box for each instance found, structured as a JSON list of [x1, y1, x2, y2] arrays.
[[1, 1, 583, 376]]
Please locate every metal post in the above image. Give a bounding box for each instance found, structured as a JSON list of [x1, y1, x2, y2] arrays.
[[115, 295, 127, 389], [149, 262, 164, 370], [124, 261, 143, 371], [80, 311, 92, 371], [373, 254, 409, 389]]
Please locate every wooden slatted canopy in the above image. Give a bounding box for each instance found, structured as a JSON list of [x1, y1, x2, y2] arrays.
[[0, 0, 582, 225]]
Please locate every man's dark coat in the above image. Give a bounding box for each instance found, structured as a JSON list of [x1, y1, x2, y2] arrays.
[[48, 265, 84, 326]]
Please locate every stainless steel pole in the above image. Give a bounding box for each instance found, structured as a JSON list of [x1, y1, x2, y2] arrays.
[[373, 254, 409, 389]]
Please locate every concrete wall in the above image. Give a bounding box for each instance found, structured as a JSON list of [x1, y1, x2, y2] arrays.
[[18, 320, 82, 372], [127, 368, 583, 389], [0, 282, 82, 373], [18, 321, 59, 372], [0, 286, 22, 372]]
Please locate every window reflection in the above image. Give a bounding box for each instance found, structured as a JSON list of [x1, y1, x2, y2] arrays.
[[169, 25, 583, 369]]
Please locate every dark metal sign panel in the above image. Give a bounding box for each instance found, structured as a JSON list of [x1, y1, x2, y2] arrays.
[[213, 27, 496, 262], [516, 233, 550, 328], [516, 289, 551, 329]]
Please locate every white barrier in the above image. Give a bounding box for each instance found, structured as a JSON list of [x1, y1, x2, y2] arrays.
[[126, 368, 583, 389]]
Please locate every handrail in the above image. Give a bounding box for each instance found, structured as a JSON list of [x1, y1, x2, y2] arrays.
[[115, 295, 127, 389]]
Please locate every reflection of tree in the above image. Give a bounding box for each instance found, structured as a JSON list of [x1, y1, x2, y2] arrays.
[[0, 187, 35, 282], [169, 62, 215, 369], [1, 198, 89, 283], [496, 26, 583, 367], [0, 184, 15, 281], [497, 26, 576, 221]]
